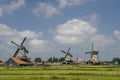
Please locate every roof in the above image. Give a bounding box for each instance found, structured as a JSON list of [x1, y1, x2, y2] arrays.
[[12, 57, 32, 65], [0, 61, 4, 65]]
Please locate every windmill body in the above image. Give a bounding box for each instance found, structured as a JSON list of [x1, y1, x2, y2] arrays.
[[91, 51, 99, 64], [65, 54, 71, 61], [15, 49, 27, 60]]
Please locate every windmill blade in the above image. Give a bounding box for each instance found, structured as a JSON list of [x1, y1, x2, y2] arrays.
[[67, 47, 71, 53], [11, 41, 21, 48], [24, 47, 29, 53], [61, 50, 67, 54], [68, 53, 73, 57], [20, 37, 27, 46], [13, 49, 19, 57]]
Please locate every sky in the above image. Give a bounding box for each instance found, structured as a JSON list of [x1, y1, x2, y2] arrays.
[[0, 0, 120, 62]]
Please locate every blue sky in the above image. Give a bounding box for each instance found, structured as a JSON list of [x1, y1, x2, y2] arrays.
[[0, 0, 120, 61]]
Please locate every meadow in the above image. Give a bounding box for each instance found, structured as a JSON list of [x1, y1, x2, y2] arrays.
[[0, 65, 120, 80]]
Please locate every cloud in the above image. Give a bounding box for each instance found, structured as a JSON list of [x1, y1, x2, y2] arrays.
[[33, 2, 60, 18], [0, 24, 17, 37], [0, 23, 43, 43], [28, 39, 53, 53], [19, 30, 43, 39], [58, 0, 89, 8], [0, 0, 25, 16], [54, 19, 97, 44], [54, 18, 114, 47], [114, 30, 120, 40]]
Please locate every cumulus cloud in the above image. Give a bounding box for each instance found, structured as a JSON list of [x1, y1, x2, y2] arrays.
[[54, 19, 97, 44], [54, 18, 114, 47], [0, 0, 25, 16], [28, 39, 52, 53], [33, 2, 60, 18], [58, 0, 89, 8]]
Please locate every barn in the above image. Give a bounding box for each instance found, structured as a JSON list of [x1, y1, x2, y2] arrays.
[[6, 57, 33, 66]]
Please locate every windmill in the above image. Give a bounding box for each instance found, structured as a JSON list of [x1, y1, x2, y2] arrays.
[[61, 47, 73, 64], [85, 43, 100, 64], [76, 56, 82, 64], [6, 37, 33, 66], [11, 37, 29, 62]]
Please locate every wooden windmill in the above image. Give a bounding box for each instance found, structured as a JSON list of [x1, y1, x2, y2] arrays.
[[11, 37, 29, 61], [61, 47, 73, 64], [6, 37, 33, 66], [85, 43, 100, 64]]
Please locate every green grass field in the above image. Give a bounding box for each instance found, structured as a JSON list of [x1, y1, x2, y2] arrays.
[[0, 65, 120, 80]]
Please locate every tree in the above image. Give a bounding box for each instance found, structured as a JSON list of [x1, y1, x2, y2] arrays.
[[47, 57, 59, 63], [47, 57, 53, 63], [59, 57, 64, 62], [53, 57, 58, 63], [112, 57, 120, 64], [34, 57, 41, 62]]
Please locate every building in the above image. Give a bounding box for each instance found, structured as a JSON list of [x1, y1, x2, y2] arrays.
[[0, 61, 4, 66], [6, 57, 33, 66]]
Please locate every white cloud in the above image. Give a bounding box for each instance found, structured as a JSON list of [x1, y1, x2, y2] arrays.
[[54, 19, 97, 44], [114, 30, 120, 40], [0, 0, 25, 16], [0, 23, 43, 43], [54, 18, 114, 47], [58, 0, 89, 8], [28, 39, 52, 53], [33, 2, 60, 18], [0, 24, 17, 37], [19, 30, 43, 39]]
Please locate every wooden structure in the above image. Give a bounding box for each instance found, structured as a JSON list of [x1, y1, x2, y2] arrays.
[[6, 57, 32, 66]]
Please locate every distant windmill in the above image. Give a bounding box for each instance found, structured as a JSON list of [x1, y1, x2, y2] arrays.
[[76, 56, 82, 64], [85, 43, 100, 64], [11, 37, 29, 61], [61, 47, 73, 64]]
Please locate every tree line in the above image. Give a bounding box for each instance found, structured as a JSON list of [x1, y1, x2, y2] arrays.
[[34, 57, 64, 63]]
